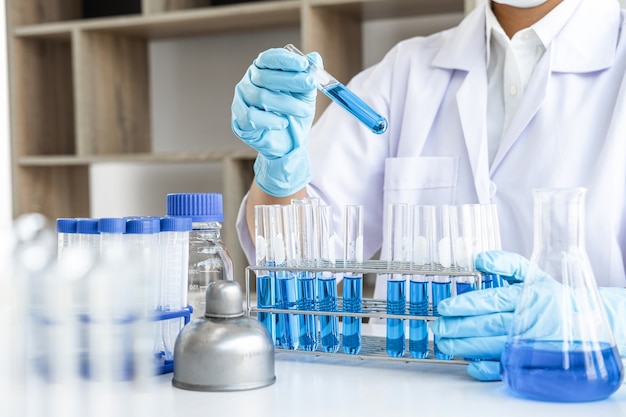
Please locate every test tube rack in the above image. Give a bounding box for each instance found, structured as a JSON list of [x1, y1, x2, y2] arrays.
[[245, 260, 485, 365]]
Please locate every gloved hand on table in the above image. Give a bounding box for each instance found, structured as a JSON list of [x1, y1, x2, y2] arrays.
[[430, 250, 626, 382], [231, 47, 322, 197]]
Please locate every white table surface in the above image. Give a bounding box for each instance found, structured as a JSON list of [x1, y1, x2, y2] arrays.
[[151, 352, 626, 417]]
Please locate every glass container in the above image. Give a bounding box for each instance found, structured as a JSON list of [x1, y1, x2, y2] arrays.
[[500, 188, 624, 402]]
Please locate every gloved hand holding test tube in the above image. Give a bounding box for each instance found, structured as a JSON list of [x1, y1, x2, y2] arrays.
[[284, 44, 388, 135]]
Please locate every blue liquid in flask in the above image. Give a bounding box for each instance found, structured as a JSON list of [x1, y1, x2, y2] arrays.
[[386, 279, 406, 357], [322, 84, 388, 134], [432, 281, 453, 360], [409, 280, 429, 359], [501, 340, 624, 402], [296, 272, 317, 351], [275, 273, 299, 350], [318, 277, 339, 353], [342, 275, 362, 354]]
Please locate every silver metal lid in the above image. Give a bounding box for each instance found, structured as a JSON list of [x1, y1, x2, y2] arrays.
[[205, 280, 244, 318], [172, 280, 275, 392]]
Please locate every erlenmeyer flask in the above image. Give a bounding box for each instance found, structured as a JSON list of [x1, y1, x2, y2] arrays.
[[501, 188, 624, 402]]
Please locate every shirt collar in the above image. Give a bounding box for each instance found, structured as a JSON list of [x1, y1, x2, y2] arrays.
[[485, 0, 583, 66]]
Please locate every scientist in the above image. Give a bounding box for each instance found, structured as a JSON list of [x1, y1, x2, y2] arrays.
[[231, 0, 626, 380]]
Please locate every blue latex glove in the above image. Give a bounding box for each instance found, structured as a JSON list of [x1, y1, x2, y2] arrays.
[[231, 47, 322, 197], [430, 250, 626, 381]]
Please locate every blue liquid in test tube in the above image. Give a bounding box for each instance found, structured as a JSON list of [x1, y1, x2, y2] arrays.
[[409, 280, 429, 359], [386, 279, 406, 357], [432, 279, 453, 360], [296, 271, 317, 351], [317, 205, 339, 353], [318, 277, 339, 352], [256, 273, 274, 339], [275, 272, 299, 350], [342, 275, 362, 354], [284, 44, 388, 135]]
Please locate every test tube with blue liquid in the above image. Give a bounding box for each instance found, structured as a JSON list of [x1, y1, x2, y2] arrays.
[[453, 205, 478, 295], [481, 203, 503, 288], [254, 205, 275, 343], [409, 205, 435, 359], [386, 203, 408, 358], [317, 205, 339, 353], [342, 205, 364, 354], [433, 205, 454, 360], [284, 44, 388, 135], [273, 205, 300, 350], [292, 199, 318, 351]]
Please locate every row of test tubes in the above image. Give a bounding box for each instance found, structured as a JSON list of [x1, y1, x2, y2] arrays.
[[253, 201, 502, 360], [254, 200, 365, 354], [384, 203, 503, 359]]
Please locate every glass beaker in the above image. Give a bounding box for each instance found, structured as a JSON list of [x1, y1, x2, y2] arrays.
[[500, 188, 624, 402]]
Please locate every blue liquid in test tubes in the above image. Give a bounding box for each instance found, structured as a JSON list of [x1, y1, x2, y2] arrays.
[[275, 272, 299, 350], [409, 280, 429, 359], [284, 44, 388, 135], [296, 271, 317, 351], [386, 279, 406, 357], [318, 276, 339, 352], [432, 280, 453, 360], [342, 275, 362, 354], [256, 273, 274, 340]]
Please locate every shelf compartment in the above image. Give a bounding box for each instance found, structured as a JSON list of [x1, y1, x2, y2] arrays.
[[74, 31, 151, 155], [14, 1, 302, 40], [9, 37, 75, 157], [309, 0, 465, 20], [13, 165, 90, 219]]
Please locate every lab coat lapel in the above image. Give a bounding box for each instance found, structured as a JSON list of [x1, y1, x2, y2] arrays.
[[490, 0, 619, 173], [490, 50, 550, 172], [432, 4, 491, 203], [457, 63, 491, 203]]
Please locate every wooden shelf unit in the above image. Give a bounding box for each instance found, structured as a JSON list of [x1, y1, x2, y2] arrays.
[[5, 0, 468, 286]]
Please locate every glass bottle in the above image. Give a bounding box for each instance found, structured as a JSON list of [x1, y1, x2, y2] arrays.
[[166, 193, 234, 319], [501, 187, 624, 402]]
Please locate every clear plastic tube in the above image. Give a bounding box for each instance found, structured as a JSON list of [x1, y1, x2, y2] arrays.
[[284, 44, 388, 135]]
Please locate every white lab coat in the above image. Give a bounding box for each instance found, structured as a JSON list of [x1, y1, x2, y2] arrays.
[[237, 0, 626, 295]]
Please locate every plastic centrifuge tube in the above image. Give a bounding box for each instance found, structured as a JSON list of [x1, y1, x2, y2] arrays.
[[342, 205, 364, 355], [386, 203, 408, 358], [284, 44, 388, 135], [316, 205, 339, 353]]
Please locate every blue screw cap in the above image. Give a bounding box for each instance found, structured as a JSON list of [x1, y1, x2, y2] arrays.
[[166, 193, 224, 222]]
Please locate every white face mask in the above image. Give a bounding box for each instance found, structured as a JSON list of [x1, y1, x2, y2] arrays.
[[492, 0, 549, 7]]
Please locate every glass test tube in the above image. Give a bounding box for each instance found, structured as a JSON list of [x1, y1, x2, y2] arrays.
[[433, 205, 453, 360], [317, 205, 339, 353], [254, 205, 275, 342], [409, 205, 435, 359], [292, 199, 318, 351], [342, 205, 363, 355], [276, 205, 300, 350], [386, 203, 408, 358], [481, 203, 503, 288], [454, 205, 478, 295], [284, 44, 388, 135]]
